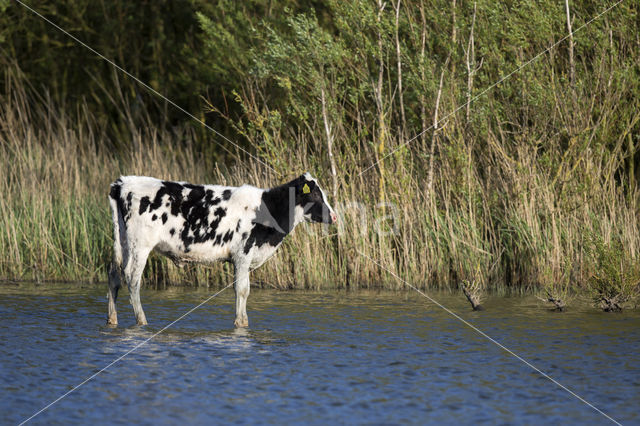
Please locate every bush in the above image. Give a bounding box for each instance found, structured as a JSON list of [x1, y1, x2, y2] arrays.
[[588, 237, 640, 311]]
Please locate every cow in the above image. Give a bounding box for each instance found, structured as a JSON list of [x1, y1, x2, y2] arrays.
[[107, 173, 337, 327]]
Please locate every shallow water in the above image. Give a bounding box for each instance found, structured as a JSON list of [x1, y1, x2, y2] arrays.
[[1, 283, 639, 425]]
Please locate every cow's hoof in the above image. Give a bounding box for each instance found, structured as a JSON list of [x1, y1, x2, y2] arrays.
[[136, 318, 148, 326], [107, 316, 118, 327], [234, 318, 249, 328]]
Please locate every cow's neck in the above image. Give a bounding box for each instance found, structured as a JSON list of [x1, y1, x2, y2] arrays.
[[261, 184, 304, 235]]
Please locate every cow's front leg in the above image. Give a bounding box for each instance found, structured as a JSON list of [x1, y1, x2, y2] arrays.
[[233, 262, 250, 328]]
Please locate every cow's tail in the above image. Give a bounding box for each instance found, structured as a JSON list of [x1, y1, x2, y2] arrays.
[[107, 178, 127, 324], [108, 178, 126, 276]]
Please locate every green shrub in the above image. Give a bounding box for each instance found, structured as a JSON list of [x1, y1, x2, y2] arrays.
[[588, 237, 640, 311]]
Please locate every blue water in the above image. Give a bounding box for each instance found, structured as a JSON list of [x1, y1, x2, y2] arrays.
[[1, 283, 639, 425]]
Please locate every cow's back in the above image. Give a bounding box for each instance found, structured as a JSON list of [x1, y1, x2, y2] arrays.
[[110, 176, 262, 265]]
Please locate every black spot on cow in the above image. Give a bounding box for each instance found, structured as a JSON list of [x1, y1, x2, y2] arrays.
[[152, 182, 192, 214], [244, 223, 287, 254], [170, 228, 175, 236], [160, 182, 230, 251], [109, 179, 126, 222], [139, 196, 151, 215], [161, 213, 168, 224], [125, 191, 133, 214], [241, 232, 248, 240], [236, 220, 241, 232], [222, 189, 232, 201], [212, 229, 234, 246], [109, 179, 140, 223], [259, 183, 297, 233], [159, 181, 186, 216], [152, 214, 157, 221], [109, 180, 121, 204]]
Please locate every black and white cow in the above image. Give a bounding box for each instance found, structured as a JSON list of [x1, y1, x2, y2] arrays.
[[107, 173, 336, 327]]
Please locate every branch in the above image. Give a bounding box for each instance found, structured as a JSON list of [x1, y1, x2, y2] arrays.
[[320, 87, 338, 201], [565, 0, 577, 113], [395, 0, 406, 136], [536, 289, 566, 311], [461, 280, 484, 311], [427, 54, 450, 198]]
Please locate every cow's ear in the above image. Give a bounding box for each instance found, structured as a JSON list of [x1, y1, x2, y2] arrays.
[[290, 175, 304, 192], [290, 176, 303, 195]]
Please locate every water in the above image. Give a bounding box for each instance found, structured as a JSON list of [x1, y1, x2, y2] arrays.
[[1, 283, 639, 425]]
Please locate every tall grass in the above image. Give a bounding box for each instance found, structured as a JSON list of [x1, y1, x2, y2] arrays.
[[1, 67, 639, 296], [2, 1, 640, 304]]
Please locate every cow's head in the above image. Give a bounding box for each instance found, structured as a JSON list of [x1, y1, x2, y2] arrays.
[[295, 173, 337, 225]]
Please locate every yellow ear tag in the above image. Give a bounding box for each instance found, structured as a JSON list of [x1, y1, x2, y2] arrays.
[[303, 184, 311, 194]]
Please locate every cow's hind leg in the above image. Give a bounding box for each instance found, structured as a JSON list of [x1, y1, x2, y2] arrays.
[[107, 261, 122, 326], [124, 248, 151, 326], [107, 195, 125, 326]]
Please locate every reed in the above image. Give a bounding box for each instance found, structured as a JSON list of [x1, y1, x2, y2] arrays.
[[1, 72, 638, 299], [2, 1, 640, 309]]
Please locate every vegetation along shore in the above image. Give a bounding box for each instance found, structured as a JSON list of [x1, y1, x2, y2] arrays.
[[1, 0, 639, 310]]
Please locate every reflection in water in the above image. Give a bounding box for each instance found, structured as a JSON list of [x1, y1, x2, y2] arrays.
[[1, 283, 639, 425]]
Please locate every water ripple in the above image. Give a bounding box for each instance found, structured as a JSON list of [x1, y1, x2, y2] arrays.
[[0, 284, 638, 425]]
